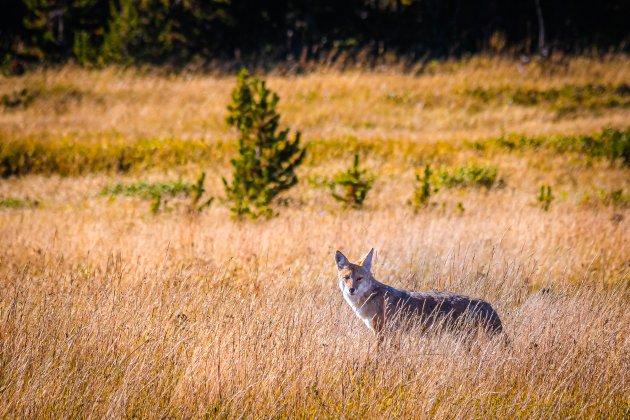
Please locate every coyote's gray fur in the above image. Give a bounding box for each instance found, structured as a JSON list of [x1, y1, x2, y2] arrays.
[[335, 249, 503, 344]]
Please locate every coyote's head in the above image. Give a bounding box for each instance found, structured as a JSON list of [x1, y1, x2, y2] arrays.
[[334, 249, 375, 300]]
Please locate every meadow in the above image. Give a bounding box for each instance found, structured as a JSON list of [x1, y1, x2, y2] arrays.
[[0, 55, 629, 417]]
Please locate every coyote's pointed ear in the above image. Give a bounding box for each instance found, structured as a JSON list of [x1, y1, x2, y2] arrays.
[[335, 250, 350, 270], [360, 248, 375, 272]]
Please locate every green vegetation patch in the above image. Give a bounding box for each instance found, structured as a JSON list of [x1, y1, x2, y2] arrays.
[[101, 172, 214, 215], [536, 185, 554, 211], [101, 180, 194, 199], [408, 162, 498, 212], [0, 133, 456, 178], [435, 163, 501, 189], [469, 127, 630, 167], [466, 83, 630, 113], [581, 188, 630, 208], [3, 127, 628, 178], [0, 136, 229, 178], [0, 196, 40, 209], [411, 164, 434, 208], [306, 136, 458, 164], [328, 153, 375, 209], [1, 84, 96, 111], [1, 88, 35, 109]]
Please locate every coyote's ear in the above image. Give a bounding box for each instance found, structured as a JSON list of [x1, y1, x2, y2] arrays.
[[360, 248, 375, 272], [335, 250, 350, 270]]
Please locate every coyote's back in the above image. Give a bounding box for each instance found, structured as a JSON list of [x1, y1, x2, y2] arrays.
[[382, 285, 503, 333]]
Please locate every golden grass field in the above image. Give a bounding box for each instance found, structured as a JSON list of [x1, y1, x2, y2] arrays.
[[1, 55, 629, 417]]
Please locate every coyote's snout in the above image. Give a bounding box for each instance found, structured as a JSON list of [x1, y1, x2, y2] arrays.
[[335, 249, 503, 343]]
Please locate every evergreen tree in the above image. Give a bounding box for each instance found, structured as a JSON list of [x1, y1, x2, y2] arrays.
[[101, 0, 173, 64], [223, 69, 306, 218], [329, 153, 374, 209], [4, 0, 630, 66]]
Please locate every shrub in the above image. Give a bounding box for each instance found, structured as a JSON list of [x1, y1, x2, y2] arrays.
[[100, 0, 173, 64], [597, 127, 630, 166], [411, 164, 435, 209], [582, 189, 630, 209], [101, 180, 194, 199], [102, 178, 192, 215], [465, 84, 630, 113], [73, 31, 99, 67], [0, 137, 223, 178], [328, 153, 374, 209], [223, 69, 305, 219], [101, 172, 213, 214], [0, 196, 40, 209], [537, 185, 554, 211], [1, 88, 35, 109], [436, 163, 500, 189], [189, 171, 214, 213], [471, 127, 630, 167], [603, 189, 630, 208]]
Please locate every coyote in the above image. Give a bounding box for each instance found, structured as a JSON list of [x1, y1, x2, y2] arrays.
[[335, 249, 502, 344]]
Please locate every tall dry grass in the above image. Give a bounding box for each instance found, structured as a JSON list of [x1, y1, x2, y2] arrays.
[[1, 56, 629, 417], [2, 55, 630, 144]]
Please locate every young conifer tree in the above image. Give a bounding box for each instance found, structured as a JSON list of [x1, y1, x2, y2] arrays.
[[223, 69, 305, 218], [329, 153, 374, 209]]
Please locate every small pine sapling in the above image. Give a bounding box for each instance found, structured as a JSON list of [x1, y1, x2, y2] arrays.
[[190, 171, 214, 213], [150, 191, 162, 215], [223, 69, 306, 218], [329, 153, 374, 209], [411, 164, 436, 209], [537, 184, 554, 211]]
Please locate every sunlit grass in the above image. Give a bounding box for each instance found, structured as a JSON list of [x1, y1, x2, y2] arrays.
[[0, 55, 628, 417]]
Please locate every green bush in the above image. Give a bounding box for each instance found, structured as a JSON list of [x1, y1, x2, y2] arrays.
[[435, 163, 500, 189], [328, 153, 374, 209], [101, 178, 192, 215], [1, 89, 35, 109], [189, 171, 214, 213], [73, 31, 99, 66], [604, 189, 630, 208], [101, 179, 194, 199], [223, 69, 306, 219], [0, 196, 40, 209], [101, 171, 213, 214], [0, 137, 224, 178], [537, 185, 554, 211], [582, 189, 630, 209], [471, 127, 630, 167], [100, 0, 173, 64], [466, 84, 630, 113], [411, 164, 435, 209]]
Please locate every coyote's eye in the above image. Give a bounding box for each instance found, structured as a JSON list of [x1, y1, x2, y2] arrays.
[[356, 277, 363, 281], [343, 275, 350, 280]]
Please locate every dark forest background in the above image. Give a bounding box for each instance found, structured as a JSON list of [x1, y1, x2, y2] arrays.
[[2, 0, 629, 69]]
